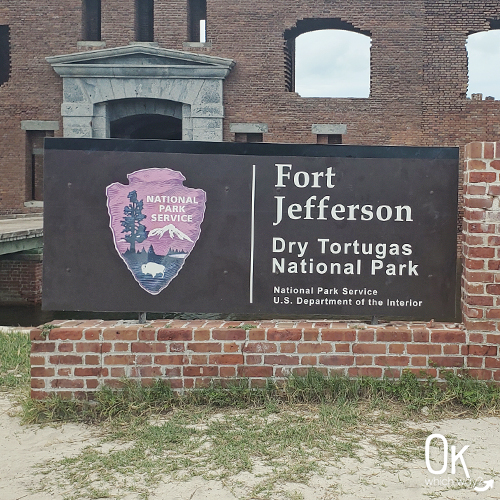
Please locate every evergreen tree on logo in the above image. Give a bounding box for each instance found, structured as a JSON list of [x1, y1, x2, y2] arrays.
[[121, 190, 148, 253]]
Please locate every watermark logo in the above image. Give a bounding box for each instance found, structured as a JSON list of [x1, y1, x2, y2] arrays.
[[425, 433, 494, 492]]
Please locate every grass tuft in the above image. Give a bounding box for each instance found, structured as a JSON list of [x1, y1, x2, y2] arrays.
[[0, 330, 31, 389], [20, 368, 500, 425]]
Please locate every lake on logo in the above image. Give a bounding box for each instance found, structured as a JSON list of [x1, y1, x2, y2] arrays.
[[106, 168, 206, 295]]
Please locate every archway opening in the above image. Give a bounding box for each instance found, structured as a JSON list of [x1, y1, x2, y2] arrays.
[[466, 27, 500, 100], [295, 29, 371, 97], [284, 18, 371, 96], [110, 114, 182, 140]]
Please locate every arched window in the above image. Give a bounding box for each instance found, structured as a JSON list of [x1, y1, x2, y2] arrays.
[[466, 24, 500, 100], [284, 19, 371, 98]]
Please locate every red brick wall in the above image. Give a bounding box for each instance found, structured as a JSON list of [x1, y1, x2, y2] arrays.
[[0, 257, 42, 305], [0, 2, 73, 214], [462, 142, 500, 345], [2, 2, 500, 213], [30, 319, 475, 399]]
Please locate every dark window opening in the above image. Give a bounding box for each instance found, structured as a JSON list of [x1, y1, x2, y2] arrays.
[[317, 134, 342, 145], [234, 132, 263, 143], [82, 0, 101, 41], [0, 25, 11, 86], [188, 0, 207, 42], [26, 131, 53, 202], [136, 0, 154, 42], [110, 114, 181, 140]]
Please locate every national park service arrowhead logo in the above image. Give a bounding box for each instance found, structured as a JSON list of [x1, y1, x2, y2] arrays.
[[106, 168, 206, 295]]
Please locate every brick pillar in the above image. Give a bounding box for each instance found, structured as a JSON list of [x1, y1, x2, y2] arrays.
[[463, 142, 500, 344]]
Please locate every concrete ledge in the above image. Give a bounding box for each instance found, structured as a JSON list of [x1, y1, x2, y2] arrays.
[[29, 319, 485, 400], [183, 42, 212, 49], [0, 236, 43, 256], [312, 124, 347, 135], [21, 120, 59, 131], [0, 214, 43, 219], [230, 123, 268, 134], [24, 201, 44, 208], [0, 250, 42, 261], [0, 326, 31, 334], [77, 41, 107, 49], [0, 216, 43, 256]]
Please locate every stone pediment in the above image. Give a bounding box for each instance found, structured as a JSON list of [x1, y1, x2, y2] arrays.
[[46, 43, 235, 79]]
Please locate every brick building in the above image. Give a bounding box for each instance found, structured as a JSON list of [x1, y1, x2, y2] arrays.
[[1, 0, 500, 215]]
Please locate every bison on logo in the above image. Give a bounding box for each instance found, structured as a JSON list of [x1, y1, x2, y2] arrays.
[[106, 168, 206, 295]]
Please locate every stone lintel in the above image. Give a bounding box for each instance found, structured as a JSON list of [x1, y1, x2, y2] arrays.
[[183, 42, 213, 49], [312, 124, 347, 135], [230, 123, 268, 133], [77, 41, 107, 49], [21, 120, 60, 131]]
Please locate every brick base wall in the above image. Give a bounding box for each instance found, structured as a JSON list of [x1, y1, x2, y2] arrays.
[[0, 256, 42, 305], [30, 142, 500, 399], [30, 319, 491, 399], [462, 142, 500, 332]]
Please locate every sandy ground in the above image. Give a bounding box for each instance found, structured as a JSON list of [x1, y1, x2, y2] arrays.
[[2, 391, 500, 500]]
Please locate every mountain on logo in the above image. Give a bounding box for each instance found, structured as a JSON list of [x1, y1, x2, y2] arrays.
[[149, 224, 193, 242], [106, 168, 206, 295]]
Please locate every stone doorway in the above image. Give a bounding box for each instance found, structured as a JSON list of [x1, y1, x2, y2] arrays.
[[47, 44, 234, 141], [107, 98, 182, 140]]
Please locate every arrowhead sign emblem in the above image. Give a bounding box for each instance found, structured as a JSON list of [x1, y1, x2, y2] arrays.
[[106, 168, 206, 295]]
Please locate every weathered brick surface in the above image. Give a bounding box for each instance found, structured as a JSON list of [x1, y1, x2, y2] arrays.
[[31, 319, 488, 399], [1, 2, 500, 216], [0, 259, 42, 304], [463, 143, 500, 334]]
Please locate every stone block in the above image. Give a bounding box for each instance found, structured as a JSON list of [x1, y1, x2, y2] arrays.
[[312, 124, 347, 135]]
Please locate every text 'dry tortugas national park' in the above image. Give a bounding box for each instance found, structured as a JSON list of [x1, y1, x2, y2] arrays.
[[1, 1, 500, 397]]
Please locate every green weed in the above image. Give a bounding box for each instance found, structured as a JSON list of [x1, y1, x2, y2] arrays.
[[0, 330, 31, 389], [40, 323, 60, 339], [21, 368, 500, 425]]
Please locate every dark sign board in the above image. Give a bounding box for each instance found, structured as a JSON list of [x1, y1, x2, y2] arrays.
[[43, 139, 458, 321]]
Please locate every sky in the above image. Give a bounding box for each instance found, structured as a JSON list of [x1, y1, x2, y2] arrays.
[[466, 30, 500, 99], [295, 29, 500, 100]]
